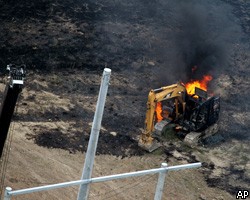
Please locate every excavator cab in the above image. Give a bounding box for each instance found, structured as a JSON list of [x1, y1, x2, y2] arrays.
[[186, 96, 220, 130], [181, 87, 220, 132]]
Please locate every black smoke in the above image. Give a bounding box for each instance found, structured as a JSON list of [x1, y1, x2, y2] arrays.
[[155, 0, 241, 85]]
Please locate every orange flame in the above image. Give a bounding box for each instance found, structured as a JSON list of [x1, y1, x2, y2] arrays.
[[155, 102, 163, 122], [185, 75, 213, 96]]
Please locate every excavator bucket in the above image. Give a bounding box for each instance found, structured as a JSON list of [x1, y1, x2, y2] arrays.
[[138, 136, 162, 152]]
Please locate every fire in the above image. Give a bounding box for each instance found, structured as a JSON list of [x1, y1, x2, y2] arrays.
[[155, 102, 163, 122], [185, 75, 213, 95], [155, 74, 213, 122]]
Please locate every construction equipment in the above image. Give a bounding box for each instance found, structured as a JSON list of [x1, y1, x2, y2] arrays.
[[138, 82, 220, 152], [0, 64, 26, 158]]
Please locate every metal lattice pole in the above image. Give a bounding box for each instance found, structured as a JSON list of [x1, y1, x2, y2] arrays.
[[77, 68, 111, 200]]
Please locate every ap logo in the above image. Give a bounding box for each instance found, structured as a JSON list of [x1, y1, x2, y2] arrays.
[[236, 190, 249, 199]]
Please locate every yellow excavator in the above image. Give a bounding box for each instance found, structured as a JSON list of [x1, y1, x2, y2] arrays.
[[138, 82, 220, 152]]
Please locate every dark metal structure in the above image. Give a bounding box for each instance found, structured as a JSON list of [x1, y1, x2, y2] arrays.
[[0, 64, 25, 158], [182, 94, 220, 132]]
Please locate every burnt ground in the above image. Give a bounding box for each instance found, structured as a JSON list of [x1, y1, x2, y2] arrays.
[[0, 0, 250, 199]]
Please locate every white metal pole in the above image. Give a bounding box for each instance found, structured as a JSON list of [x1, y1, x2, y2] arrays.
[[4, 187, 12, 200], [77, 68, 111, 200], [154, 163, 168, 200]]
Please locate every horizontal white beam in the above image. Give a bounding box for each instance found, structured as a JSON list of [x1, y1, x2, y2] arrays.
[[6, 162, 201, 197]]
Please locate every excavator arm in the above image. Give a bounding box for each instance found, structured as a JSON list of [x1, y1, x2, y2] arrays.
[[139, 83, 187, 151]]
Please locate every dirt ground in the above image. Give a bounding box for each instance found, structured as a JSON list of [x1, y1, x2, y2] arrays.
[[0, 0, 250, 199]]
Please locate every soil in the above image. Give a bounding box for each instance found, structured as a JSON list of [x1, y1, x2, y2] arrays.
[[0, 0, 250, 199]]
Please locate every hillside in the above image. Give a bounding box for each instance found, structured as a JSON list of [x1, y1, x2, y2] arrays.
[[0, 0, 250, 199]]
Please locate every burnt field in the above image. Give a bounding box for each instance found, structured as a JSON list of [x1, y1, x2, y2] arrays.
[[0, 0, 250, 199]]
